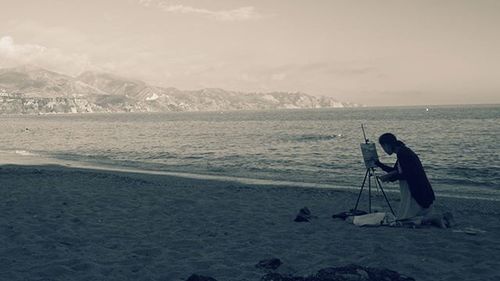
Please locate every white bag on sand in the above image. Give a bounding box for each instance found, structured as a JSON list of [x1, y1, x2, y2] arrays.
[[352, 212, 396, 226]]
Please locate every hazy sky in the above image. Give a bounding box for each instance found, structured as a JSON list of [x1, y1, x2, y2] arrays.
[[1, 0, 499, 106]]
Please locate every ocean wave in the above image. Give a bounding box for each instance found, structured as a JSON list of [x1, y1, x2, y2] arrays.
[[14, 150, 38, 156], [283, 134, 342, 143], [434, 166, 500, 189]]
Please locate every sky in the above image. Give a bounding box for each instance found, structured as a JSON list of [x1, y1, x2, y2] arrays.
[[0, 0, 499, 106]]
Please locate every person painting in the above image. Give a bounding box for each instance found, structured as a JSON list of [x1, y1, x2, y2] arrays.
[[375, 133, 452, 227]]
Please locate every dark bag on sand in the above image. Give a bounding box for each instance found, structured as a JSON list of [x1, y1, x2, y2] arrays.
[[294, 207, 317, 222]]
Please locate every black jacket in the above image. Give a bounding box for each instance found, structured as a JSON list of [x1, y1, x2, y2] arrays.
[[377, 145, 435, 208]]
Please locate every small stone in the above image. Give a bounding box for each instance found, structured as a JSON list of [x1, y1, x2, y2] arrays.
[[294, 215, 310, 222]]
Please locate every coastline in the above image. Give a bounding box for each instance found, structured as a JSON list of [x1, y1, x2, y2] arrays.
[[1, 154, 500, 280], [1, 150, 499, 202]]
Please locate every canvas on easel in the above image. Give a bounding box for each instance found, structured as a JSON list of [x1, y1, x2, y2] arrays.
[[360, 142, 379, 169]]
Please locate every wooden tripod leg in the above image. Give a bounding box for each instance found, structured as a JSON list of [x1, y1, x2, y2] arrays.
[[353, 169, 370, 213], [375, 175, 395, 215], [368, 170, 372, 213]]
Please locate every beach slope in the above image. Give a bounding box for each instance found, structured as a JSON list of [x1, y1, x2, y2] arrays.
[[1, 164, 499, 281]]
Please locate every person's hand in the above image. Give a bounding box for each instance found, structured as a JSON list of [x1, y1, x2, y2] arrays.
[[387, 176, 399, 182], [379, 175, 390, 183], [379, 171, 398, 182]]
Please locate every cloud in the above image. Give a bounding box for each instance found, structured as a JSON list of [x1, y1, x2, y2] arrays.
[[137, 0, 154, 7], [0, 36, 46, 58], [293, 62, 378, 76], [0, 36, 93, 75], [138, 1, 263, 21], [161, 5, 261, 21], [271, 73, 287, 81]]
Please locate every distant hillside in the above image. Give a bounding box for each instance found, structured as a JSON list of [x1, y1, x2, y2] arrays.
[[0, 66, 361, 114]]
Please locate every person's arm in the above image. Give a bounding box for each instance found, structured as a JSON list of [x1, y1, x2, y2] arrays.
[[378, 170, 399, 182], [374, 160, 396, 173], [390, 172, 405, 181]]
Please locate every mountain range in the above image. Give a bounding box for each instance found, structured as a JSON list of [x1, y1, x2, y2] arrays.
[[0, 65, 360, 114]]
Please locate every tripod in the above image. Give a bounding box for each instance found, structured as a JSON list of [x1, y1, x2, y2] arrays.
[[353, 167, 395, 215], [354, 124, 395, 215]]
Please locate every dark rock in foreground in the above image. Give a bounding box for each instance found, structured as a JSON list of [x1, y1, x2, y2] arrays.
[[261, 264, 415, 281], [186, 274, 218, 281], [256, 258, 283, 270]]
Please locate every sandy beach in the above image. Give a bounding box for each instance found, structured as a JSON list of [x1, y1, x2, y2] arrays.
[[1, 159, 500, 281]]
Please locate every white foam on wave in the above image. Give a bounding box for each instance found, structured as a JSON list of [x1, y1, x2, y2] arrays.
[[15, 150, 37, 156]]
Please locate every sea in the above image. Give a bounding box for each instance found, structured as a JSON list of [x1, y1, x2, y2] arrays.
[[1, 105, 499, 200]]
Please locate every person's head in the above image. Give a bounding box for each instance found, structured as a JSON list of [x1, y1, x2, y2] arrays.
[[378, 133, 401, 155]]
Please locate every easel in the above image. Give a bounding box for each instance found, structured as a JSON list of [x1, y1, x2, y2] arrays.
[[353, 125, 395, 215]]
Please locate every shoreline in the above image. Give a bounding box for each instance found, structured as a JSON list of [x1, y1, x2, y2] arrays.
[[1, 150, 499, 202], [1, 158, 500, 280]]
